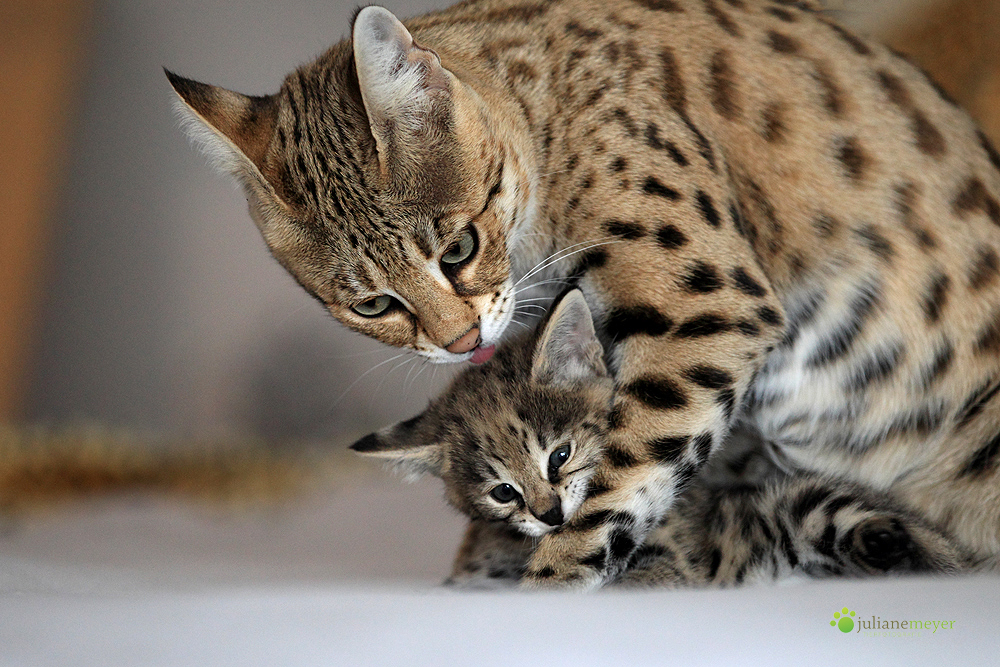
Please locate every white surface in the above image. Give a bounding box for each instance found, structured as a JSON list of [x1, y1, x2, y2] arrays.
[[1, 476, 996, 666]]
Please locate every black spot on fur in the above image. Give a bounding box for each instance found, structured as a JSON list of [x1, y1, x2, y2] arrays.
[[709, 50, 740, 120], [959, 431, 1000, 477], [692, 433, 713, 463], [707, 549, 723, 580], [835, 136, 868, 182], [969, 246, 1000, 291], [645, 123, 689, 166], [695, 190, 722, 228], [675, 314, 732, 338], [570, 249, 609, 277], [767, 30, 799, 54], [978, 130, 1000, 174], [580, 549, 608, 571], [605, 445, 643, 468], [844, 342, 904, 392], [824, 20, 871, 56], [956, 379, 1000, 428], [622, 376, 689, 410], [659, 47, 687, 114], [610, 156, 628, 173], [682, 261, 724, 293], [648, 435, 689, 463], [609, 528, 636, 560], [912, 111, 947, 157], [953, 177, 1000, 225], [920, 340, 954, 389], [731, 267, 766, 297], [807, 282, 880, 367], [790, 486, 831, 523], [766, 6, 796, 21], [717, 387, 737, 421], [604, 306, 673, 340], [635, 0, 684, 11], [761, 102, 785, 143], [656, 224, 688, 250], [604, 219, 647, 240], [757, 306, 783, 327], [853, 225, 894, 262], [922, 273, 950, 324], [703, 0, 741, 37], [574, 509, 613, 531], [974, 309, 1000, 355], [643, 176, 682, 200], [684, 365, 734, 389]]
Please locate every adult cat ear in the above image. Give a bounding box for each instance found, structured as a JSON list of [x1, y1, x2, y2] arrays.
[[531, 290, 609, 386], [350, 413, 443, 479], [352, 6, 451, 162], [165, 69, 278, 192]]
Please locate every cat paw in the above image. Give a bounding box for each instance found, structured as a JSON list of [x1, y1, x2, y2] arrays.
[[520, 563, 604, 591]]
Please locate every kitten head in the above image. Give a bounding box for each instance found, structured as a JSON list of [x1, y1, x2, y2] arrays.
[[352, 291, 613, 537], [167, 6, 537, 363]]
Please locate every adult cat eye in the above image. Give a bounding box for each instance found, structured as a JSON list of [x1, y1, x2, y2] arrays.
[[548, 444, 571, 470], [352, 295, 393, 317], [490, 483, 520, 503], [441, 229, 476, 265]]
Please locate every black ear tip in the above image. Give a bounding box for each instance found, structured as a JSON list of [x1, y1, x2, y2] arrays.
[[350, 432, 381, 453]]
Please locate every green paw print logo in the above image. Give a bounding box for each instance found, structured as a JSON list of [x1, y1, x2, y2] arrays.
[[831, 607, 856, 633]]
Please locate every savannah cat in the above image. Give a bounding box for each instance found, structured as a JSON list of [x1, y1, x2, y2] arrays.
[[168, 0, 1000, 588], [354, 290, 970, 587]]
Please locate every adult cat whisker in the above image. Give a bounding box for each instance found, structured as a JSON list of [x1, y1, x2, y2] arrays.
[[515, 304, 548, 313], [513, 237, 618, 288], [332, 351, 410, 406], [372, 355, 418, 398], [514, 277, 574, 294], [404, 357, 431, 392], [514, 239, 622, 289]]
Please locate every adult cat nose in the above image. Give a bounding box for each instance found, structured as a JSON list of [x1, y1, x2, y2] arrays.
[[446, 327, 480, 354], [536, 505, 564, 527]]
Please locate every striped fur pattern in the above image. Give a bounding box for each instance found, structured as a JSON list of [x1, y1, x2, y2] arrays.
[[170, 0, 1000, 587]]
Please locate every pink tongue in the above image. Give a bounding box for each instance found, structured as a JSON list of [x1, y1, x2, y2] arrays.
[[470, 344, 496, 364]]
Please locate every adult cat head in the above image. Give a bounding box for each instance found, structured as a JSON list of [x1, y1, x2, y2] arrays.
[[167, 6, 539, 363], [351, 290, 614, 537]]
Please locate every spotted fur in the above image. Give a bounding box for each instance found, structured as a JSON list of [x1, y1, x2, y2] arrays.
[[171, 0, 1000, 588]]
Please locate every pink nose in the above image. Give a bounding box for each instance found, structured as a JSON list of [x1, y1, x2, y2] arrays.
[[446, 327, 480, 354]]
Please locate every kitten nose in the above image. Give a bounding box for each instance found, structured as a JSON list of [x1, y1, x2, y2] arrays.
[[536, 505, 564, 527], [446, 327, 480, 354]]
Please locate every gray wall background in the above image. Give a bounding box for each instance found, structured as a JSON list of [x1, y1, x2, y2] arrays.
[[25, 0, 937, 444]]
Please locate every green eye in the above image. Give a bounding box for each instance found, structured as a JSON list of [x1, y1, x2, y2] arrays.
[[352, 295, 393, 317], [490, 483, 520, 503], [548, 444, 571, 471], [441, 229, 476, 265]]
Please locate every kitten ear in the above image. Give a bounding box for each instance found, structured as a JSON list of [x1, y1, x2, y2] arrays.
[[352, 6, 450, 155], [350, 413, 443, 479], [165, 69, 278, 189], [531, 290, 608, 386]]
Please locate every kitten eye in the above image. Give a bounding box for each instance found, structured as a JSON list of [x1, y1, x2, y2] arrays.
[[352, 295, 393, 317], [548, 444, 571, 470], [489, 483, 520, 503], [441, 229, 476, 266]]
